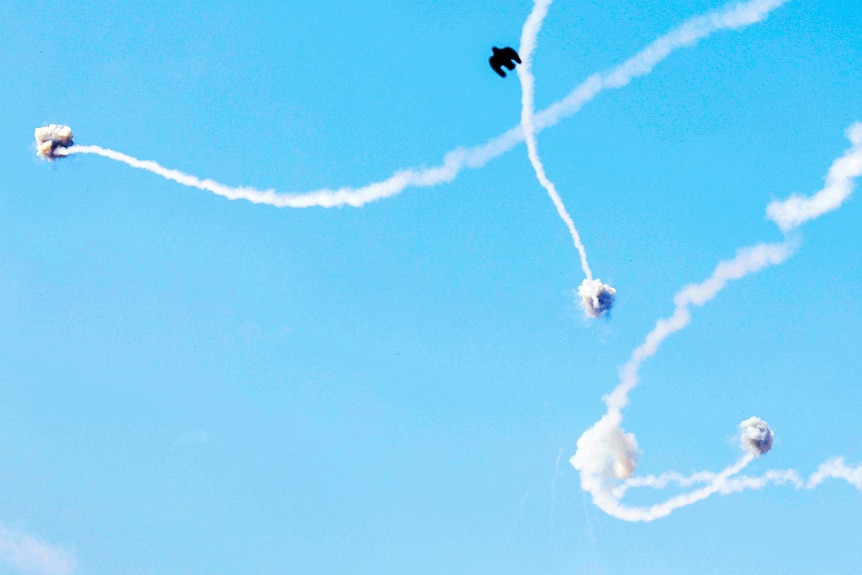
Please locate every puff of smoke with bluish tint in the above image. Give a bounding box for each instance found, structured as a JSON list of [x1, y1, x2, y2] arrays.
[[740, 416, 773, 455], [578, 279, 616, 318], [35, 125, 74, 160]]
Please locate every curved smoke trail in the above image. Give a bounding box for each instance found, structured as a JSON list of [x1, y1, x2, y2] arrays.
[[572, 122, 862, 521], [41, 0, 789, 212]]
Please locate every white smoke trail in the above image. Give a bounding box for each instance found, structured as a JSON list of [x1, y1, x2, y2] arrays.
[[766, 122, 862, 231], [517, 0, 618, 318], [605, 240, 796, 411], [572, 121, 862, 522], [517, 0, 593, 281], [48, 0, 788, 210]]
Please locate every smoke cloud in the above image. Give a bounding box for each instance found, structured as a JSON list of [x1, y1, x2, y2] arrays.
[[578, 279, 617, 318], [34, 124, 74, 160], [40, 0, 788, 210], [740, 416, 774, 455]]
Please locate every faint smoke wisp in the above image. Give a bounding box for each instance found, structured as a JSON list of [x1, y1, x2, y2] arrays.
[[740, 416, 774, 455], [39, 0, 788, 210], [0, 525, 76, 575], [578, 279, 617, 319]]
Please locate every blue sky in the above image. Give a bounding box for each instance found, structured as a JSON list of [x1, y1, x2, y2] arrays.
[[2, 0, 862, 573]]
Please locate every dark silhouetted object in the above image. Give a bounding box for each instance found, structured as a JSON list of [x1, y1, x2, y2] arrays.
[[489, 46, 521, 78]]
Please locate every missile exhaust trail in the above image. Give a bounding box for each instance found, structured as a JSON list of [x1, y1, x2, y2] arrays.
[[38, 0, 790, 212]]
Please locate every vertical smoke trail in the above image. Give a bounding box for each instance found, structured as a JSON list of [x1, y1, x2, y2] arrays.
[[517, 0, 617, 318], [618, 458, 862, 497], [41, 0, 789, 211], [572, 122, 862, 522]]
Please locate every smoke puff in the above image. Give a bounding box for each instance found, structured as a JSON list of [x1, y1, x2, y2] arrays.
[[578, 278, 617, 318], [35, 124, 73, 159], [740, 417, 773, 456], [572, 411, 639, 482]]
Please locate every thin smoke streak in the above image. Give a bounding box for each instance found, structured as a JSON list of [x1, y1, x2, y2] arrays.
[[59, 0, 788, 210], [549, 447, 565, 527], [518, 0, 593, 281]]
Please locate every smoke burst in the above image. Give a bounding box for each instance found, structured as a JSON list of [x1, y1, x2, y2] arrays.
[[34, 124, 74, 160], [740, 416, 774, 455]]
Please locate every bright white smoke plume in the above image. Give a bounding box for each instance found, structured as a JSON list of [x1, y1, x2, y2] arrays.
[[573, 123, 862, 522], [37, 0, 789, 211]]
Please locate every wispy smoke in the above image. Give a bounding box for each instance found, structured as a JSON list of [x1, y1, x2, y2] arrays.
[[766, 122, 862, 231], [578, 279, 617, 319], [39, 0, 788, 210], [573, 415, 762, 522], [34, 124, 74, 160], [573, 122, 862, 522], [0, 525, 76, 575]]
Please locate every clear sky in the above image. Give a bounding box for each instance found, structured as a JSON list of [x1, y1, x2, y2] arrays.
[[2, 0, 862, 573]]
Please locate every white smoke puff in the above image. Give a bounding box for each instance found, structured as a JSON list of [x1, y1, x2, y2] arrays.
[[740, 416, 773, 456], [572, 411, 640, 483], [578, 278, 617, 318], [35, 124, 74, 159]]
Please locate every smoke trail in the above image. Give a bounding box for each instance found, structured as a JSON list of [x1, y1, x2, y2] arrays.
[[766, 123, 862, 231], [517, 0, 618, 318], [619, 458, 862, 498], [572, 121, 862, 522], [517, 0, 593, 279], [605, 240, 795, 411], [43, 0, 788, 210]]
